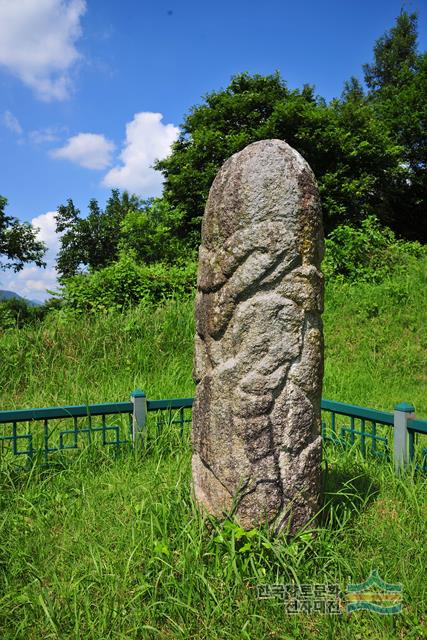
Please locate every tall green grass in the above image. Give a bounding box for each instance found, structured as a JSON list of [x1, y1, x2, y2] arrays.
[[1, 256, 426, 415], [0, 256, 426, 639], [0, 297, 195, 409], [323, 257, 427, 415], [0, 429, 425, 639]]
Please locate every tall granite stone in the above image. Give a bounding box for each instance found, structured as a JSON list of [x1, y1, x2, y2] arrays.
[[192, 139, 324, 534]]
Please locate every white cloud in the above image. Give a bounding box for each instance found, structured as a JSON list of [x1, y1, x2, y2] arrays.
[[32, 211, 61, 257], [1, 210, 61, 302], [51, 132, 115, 169], [3, 114, 66, 145], [29, 126, 64, 144], [14, 264, 59, 295], [103, 112, 179, 196], [2, 110, 22, 134], [0, 0, 86, 101]]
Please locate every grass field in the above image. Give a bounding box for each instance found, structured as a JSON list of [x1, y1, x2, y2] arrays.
[[0, 257, 426, 639]]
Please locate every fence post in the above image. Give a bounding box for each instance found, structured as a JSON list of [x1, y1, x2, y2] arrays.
[[393, 402, 415, 474], [131, 389, 147, 446]]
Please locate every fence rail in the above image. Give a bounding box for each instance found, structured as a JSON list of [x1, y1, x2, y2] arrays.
[[0, 391, 426, 473]]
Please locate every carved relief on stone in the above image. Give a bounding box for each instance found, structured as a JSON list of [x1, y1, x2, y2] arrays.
[[192, 139, 324, 534]]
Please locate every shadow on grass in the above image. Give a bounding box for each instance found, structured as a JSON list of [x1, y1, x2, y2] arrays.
[[319, 464, 380, 531]]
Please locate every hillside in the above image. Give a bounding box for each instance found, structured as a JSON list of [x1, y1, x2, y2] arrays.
[[0, 256, 426, 640], [0, 255, 426, 415], [0, 289, 41, 307]]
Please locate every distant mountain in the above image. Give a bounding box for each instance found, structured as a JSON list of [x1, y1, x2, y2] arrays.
[[0, 290, 41, 307]]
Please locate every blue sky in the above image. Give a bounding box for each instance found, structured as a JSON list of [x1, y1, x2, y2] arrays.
[[1, 0, 426, 301]]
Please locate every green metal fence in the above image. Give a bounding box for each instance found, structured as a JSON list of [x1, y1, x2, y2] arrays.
[[321, 399, 393, 457], [321, 399, 427, 472], [0, 391, 426, 473]]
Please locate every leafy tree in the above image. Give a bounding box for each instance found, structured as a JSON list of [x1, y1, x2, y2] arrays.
[[118, 198, 189, 264], [363, 11, 418, 91], [326, 86, 404, 231], [341, 76, 365, 102], [363, 11, 427, 240], [55, 190, 140, 279], [56, 190, 191, 280], [155, 71, 402, 243], [0, 196, 46, 272], [155, 73, 290, 242]]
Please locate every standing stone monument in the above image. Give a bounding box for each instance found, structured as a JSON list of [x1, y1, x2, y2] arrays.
[[192, 139, 324, 534]]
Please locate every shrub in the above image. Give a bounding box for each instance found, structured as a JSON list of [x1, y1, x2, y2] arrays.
[[59, 253, 197, 313], [322, 215, 425, 282], [0, 297, 63, 330], [0, 298, 39, 330]]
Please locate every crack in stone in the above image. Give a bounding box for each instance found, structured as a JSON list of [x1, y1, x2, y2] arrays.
[[198, 454, 234, 497], [234, 478, 284, 521]]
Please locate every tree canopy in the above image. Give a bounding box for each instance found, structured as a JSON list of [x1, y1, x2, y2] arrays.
[[155, 10, 425, 244], [55, 190, 140, 280], [0, 196, 46, 272], [155, 72, 403, 241], [363, 11, 418, 91], [54, 7, 426, 313], [4, 10, 424, 317], [363, 11, 427, 240], [55, 190, 189, 280]]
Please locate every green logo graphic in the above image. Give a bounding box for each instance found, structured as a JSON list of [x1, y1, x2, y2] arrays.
[[346, 569, 402, 614]]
